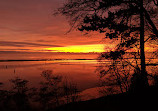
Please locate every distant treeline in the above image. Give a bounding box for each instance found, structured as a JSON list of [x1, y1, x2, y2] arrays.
[[0, 59, 95, 62]]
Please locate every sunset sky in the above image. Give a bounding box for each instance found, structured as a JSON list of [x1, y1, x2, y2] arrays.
[[0, 0, 157, 55], [0, 0, 115, 54]]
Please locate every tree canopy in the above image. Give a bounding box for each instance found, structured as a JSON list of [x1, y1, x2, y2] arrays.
[[56, 0, 158, 92], [56, 0, 157, 54]]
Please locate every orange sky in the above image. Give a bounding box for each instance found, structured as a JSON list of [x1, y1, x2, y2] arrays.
[[0, 0, 111, 54], [0, 0, 157, 54]]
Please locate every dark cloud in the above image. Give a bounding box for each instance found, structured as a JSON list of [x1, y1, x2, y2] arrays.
[[35, 39, 55, 43], [0, 41, 62, 47], [0, 49, 31, 51], [0, 51, 26, 54]]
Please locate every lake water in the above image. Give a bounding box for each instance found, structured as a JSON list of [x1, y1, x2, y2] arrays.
[[0, 52, 157, 93], [0, 60, 102, 91]]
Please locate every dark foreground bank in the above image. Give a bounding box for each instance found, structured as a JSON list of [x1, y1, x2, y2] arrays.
[[1, 75, 158, 111], [53, 86, 158, 111]]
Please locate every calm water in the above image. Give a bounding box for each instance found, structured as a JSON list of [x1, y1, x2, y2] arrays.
[[0, 60, 102, 91], [0, 52, 157, 92]]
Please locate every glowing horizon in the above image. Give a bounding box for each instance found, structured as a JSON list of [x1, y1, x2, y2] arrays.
[[41, 44, 106, 53]]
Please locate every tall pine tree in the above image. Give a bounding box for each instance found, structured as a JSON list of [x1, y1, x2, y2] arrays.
[[56, 0, 158, 91]]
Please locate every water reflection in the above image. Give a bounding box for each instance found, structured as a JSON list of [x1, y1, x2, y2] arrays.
[[0, 60, 101, 91], [0, 70, 80, 111]]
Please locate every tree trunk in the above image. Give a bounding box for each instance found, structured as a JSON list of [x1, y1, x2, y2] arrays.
[[140, 0, 149, 89]]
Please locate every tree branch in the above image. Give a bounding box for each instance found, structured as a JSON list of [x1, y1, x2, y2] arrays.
[[153, 0, 158, 6], [143, 8, 158, 38]]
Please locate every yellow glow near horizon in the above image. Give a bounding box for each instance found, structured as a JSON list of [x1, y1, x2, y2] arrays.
[[43, 44, 105, 53]]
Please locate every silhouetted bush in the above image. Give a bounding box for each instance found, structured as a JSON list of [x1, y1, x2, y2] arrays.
[[0, 70, 80, 111]]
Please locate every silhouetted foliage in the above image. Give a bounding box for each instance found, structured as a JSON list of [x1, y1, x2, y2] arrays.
[[10, 77, 29, 94], [56, 0, 158, 93], [98, 56, 135, 93], [0, 77, 32, 111], [37, 70, 63, 110], [62, 79, 80, 104], [0, 70, 80, 111]]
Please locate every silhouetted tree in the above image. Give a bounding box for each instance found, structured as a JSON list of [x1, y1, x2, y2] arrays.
[[0, 73, 80, 111], [98, 58, 133, 93], [56, 0, 158, 91], [37, 70, 80, 110], [37, 70, 63, 110], [9, 77, 31, 111], [0, 77, 33, 111], [62, 78, 80, 104], [0, 82, 7, 110]]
